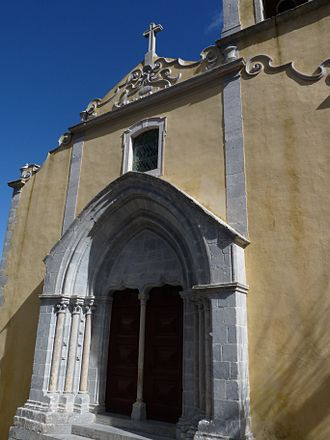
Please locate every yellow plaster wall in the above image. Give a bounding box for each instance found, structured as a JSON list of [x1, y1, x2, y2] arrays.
[[0, 147, 71, 439], [239, 0, 256, 29], [240, 7, 330, 439], [77, 80, 226, 220], [239, 2, 330, 71]]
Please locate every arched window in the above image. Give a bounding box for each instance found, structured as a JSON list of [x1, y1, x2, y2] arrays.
[[262, 0, 308, 18], [122, 118, 166, 176], [132, 129, 159, 172]]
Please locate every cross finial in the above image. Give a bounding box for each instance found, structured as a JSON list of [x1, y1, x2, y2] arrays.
[[143, 22, 163, 67]]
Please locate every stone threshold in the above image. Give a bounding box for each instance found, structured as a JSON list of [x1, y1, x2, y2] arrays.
[[93, 413, 176, 438], [71, 422, 176, 440]]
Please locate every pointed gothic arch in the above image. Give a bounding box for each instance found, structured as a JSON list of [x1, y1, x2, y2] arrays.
[[44, 171, 247, 298]]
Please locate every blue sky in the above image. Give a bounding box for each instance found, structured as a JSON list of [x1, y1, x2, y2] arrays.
[[0, 0, 223, 256]]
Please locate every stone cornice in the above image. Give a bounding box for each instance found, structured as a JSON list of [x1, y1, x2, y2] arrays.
[[192, 281, 249, 295], [69, 58, 245, 134], [8, 179, 25, 191], [39, 294, 95, 300]]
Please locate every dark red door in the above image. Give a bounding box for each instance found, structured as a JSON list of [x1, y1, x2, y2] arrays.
[[105, 289, 139, 415], [143, 285, 183, 422]]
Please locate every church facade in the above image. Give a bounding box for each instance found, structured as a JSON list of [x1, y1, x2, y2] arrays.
[[1, 0, 330, 439]]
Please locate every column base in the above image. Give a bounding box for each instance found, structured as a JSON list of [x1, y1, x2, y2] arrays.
[[194, 418, 255, 440], [8, 398, 95, 439], [131, 401, 146, 421], [75, 392, 91, 413], [194, 433, 254, 440]]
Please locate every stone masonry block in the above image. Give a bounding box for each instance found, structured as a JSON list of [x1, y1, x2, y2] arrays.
[[213, 361, 230, 379], [213, 343, 222, 361], [228, 325, 241, 344], [212, 323, 228, 344], [222, 344, 238, 362], [213, 399, 240, 422], [226, 380, 239, 401], [221, 308, 237, 325], [214, 379, 226, 400], [230, 362, 239, 379], [217, 293, 237, 307]]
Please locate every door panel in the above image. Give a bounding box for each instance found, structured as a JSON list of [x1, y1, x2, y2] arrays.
[[144, 285, 183, 422], [105, 289, 139, 415]]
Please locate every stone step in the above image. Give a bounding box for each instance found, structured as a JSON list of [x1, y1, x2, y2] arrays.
[[95, 414, 176, 438], [72, 423, 175, 440], [45, 434, 88, 440]]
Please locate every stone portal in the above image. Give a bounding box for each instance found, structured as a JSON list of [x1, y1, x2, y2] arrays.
[[9, 173, 254, 440]]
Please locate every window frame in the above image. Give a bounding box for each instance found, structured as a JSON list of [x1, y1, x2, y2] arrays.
[[122, 117, 166, 177], [255, 0, 309, 21]]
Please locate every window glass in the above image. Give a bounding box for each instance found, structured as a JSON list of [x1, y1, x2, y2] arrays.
[[132, 129, 159, 172], [263, 0, 307, 18]]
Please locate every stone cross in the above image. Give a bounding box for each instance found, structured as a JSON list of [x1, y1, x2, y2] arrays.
[[143, 22, 163, 67]]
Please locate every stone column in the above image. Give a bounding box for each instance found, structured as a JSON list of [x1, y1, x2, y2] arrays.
[[193, 303, 200, 411], [48, 300, 69, 392], [89, 296, 113, 412], [131, 291, 149, 421], [64, 298, 83, 393], [204, 299, 212, 420], [74, 297, 95, 413], [198, 302, 206, 414], [79, 299, 94, 393]]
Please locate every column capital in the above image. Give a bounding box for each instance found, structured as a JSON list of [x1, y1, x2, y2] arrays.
[[55, 299, 69, 314], [138, 292, 149, 303], [84, 296, 95, 314], [84, 296, 95, 306], [84, 301, 95, 315], [70, 297, 84, 315]]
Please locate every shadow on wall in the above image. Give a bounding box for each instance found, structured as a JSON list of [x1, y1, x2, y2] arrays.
[[0, 282, 42, 440], [250, 277, 330, 440]]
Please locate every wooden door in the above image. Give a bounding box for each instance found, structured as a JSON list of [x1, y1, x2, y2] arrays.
[[143, 285, 183, 422], [105, 289, 139, 415]]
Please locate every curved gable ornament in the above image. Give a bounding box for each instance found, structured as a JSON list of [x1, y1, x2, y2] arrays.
[[80, 46, 222, 121], [244, 54, 330, 82], [43, 172, 248, 299]]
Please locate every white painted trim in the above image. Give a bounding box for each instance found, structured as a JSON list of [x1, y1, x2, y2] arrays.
[[254, 0, 265, 22], [122, 117, 166, 177]]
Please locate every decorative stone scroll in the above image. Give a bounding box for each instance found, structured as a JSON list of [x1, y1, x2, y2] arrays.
[[80, 45, 222, 121], [58, 131, 72, 147], [244, 54, 330, 82]]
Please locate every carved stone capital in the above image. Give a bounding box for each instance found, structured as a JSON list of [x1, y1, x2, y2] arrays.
[[55, 300, 69, 314], [83, 299, 95, 315], [70, 297, 84, 315]]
